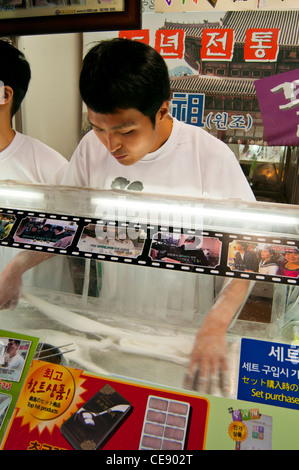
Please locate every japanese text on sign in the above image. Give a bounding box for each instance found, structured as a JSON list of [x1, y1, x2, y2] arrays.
[[238, 339, 299, 410]]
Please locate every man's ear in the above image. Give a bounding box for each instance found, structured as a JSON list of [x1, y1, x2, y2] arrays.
[[0, 86, 13, 106], [157, 100, 170, 122]]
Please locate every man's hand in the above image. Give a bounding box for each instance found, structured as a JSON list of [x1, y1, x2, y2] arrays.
[[0, 251, 55, 310], [185, 278, 252, 396], [185, 312, 230, 396]]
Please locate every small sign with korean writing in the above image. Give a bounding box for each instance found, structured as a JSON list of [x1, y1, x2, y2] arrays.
[[244, 28, 280, 62], [201, 29, 234, 61], [170, 92, 205, 126], [155, 29, 185, 59], [119, 29, 150, 44], [119, 29, 185, 59], [255, 68, 299, 146], [238, 338, 299, 411]]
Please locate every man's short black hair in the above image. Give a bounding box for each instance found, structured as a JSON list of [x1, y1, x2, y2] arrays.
[[79, 38, 171, 126], [0, 39, 31, 117]]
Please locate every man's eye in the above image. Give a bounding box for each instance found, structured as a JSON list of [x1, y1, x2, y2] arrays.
[[121, 130, 134, 135]]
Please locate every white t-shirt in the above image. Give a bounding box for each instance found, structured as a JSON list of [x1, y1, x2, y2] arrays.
[[0, 132, 73, 293], [5, 352, 24, 369], [0, 131, 68, 184], [61, 119, 255, 325], [61, 117, 254, 201], [2, 353, 24, 381]]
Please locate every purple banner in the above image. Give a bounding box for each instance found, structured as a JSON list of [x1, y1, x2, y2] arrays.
[[255, 69, 299, 146]]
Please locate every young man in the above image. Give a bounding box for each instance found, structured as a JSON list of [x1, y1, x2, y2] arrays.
[[0, 39, 68, 183], [64, 38, 253, 201], [0, 39, 255, 394], [62, 38, 256, 393], [0, 39, 72, 295], [2, 339, 25, 381]]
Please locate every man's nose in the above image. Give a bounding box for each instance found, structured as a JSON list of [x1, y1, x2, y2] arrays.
[[106, 133, 122, 153]]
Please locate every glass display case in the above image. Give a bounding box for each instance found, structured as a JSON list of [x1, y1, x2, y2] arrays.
[[0, 180, 298, 400]]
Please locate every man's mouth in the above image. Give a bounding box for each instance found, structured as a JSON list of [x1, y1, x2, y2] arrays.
[[113, 154, 127, 161]]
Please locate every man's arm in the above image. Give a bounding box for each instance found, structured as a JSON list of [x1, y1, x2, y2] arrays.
[[0, 251, 54, 309], [187, 278, 251, 395]]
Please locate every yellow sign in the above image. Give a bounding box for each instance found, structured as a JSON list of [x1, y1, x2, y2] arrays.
[[14, 361, 86, 434], [228, 421, 248, 442]]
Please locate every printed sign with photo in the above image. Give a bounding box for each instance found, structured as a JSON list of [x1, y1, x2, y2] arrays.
[[150, 231, 222, 268], [77, 223, 146, 258], [0, 0, 138, 36], [14, 216, 78, 249], [0, 336, 32, 382], [0, 213, 16, 241], [228, 240, 299, 279]]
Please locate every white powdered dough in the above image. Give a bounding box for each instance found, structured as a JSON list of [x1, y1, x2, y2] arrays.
[[22, 292, 193, 365], [34, 329, 111, 375]]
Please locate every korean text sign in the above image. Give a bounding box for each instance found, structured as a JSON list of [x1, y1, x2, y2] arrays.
[[238, 338, 299, 411], [201, 29, 234, 61], [244, 28, 280, 62]]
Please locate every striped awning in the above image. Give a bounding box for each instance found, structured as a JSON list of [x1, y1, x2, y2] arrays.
[[163, 10, 299, 46], [170, 74, 257, 96], [223, 10, 299, 45]]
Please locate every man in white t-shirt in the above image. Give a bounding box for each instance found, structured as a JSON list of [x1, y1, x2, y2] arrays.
[[63, 38, 256, 393], [0, 39, 68, 184], [2, 339, 24, 381], [0, 39, 72, 297], [0, 39, 255, 393]]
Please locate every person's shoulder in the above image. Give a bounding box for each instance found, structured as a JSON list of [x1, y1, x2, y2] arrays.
[[178, 120, 233, 156], [79, 129, 100, 147], [75, 129, 106, 159], [18, 132, 65, 161], [178, 120, 227, 143]]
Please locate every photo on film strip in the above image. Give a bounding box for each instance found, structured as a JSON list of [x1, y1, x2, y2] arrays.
[[0, 212, 16, 241], [76, 222, 147, 259], [227, 239, 299, 280], [13, 216, 78, 250], [149, 231, 222, 268]]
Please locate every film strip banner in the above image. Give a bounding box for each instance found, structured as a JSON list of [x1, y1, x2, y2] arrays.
[[0, 207, 298, 286]]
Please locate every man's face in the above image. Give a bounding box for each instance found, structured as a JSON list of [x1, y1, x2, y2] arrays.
[[6, 341, 17, 356], [234, 242, 243, 252], [87, 104, 170, 166]]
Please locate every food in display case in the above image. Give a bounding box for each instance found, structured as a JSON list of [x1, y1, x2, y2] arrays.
[[0, 180, 298, 399]]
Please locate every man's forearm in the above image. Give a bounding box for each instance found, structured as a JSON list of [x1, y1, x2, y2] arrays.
[[203, 278, 251, 332], [3, 250, 55, 276]]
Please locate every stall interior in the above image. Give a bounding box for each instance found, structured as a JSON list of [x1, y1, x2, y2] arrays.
[[231, 144, 299, 204]]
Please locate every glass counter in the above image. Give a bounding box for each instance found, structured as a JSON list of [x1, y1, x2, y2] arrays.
[[0, 180, 298, 399]]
